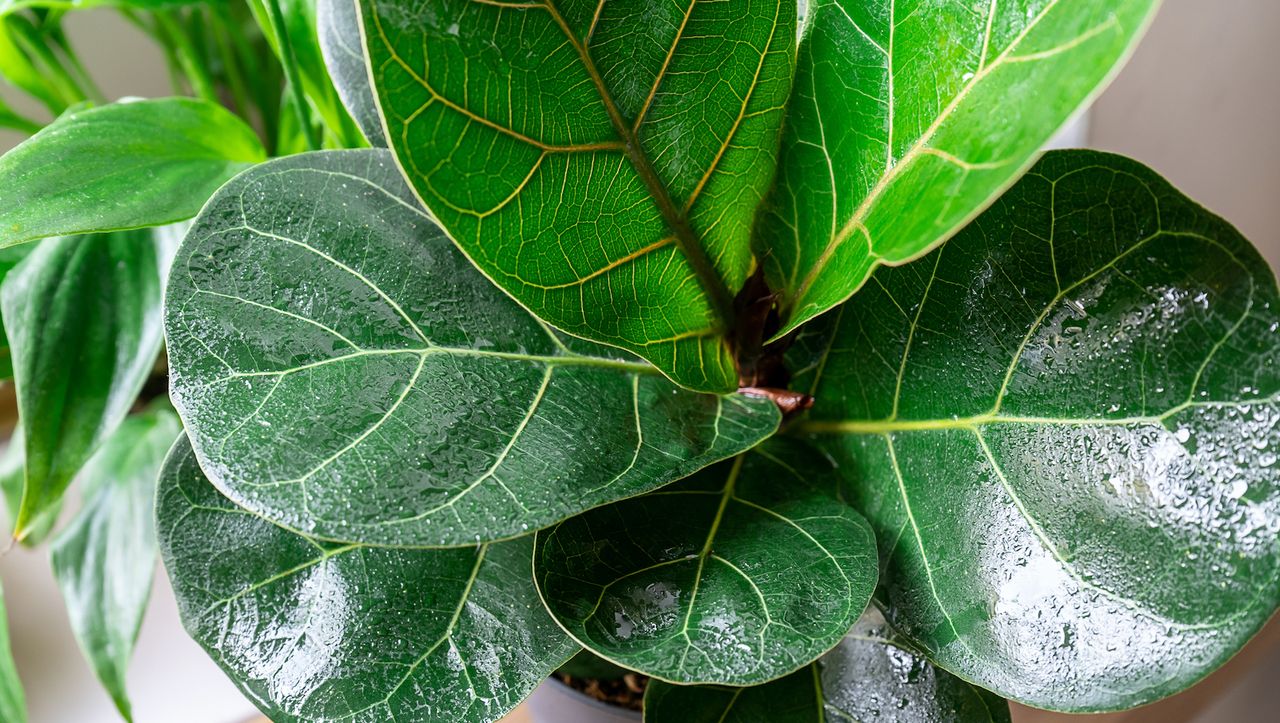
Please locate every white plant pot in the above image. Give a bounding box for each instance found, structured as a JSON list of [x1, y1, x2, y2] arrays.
[[524, 678, 643, 723]]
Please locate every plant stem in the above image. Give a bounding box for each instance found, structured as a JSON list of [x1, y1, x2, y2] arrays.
[[209, 12, 253, 120], [261, 0, 318, 150], [6, 16, 86, 105], [48, 26, 105, 104], [155, 10, 218, 103]]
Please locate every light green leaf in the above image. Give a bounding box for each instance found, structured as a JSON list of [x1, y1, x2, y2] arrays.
[[51, 407, 181, 722], [643, 609, 1010, 723], [796, 150, 1280, 711], [0, 0, 203, 15], [763, 0, 1160, 338], [2, 229, 165, 540], [360, 0, 796, 392], [248, 0, 364, 146], [533, 438, 877, 685], [0, 581, 25, 723], [317, 0, 384, 146], [158, 433, 579, 723], [164, 149, 779, 547], [0, 98, 265, 248]]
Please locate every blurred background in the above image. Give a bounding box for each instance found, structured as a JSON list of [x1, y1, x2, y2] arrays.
[[0, 0, 1278, 721]]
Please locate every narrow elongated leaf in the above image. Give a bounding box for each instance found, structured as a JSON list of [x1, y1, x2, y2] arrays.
[[2, 230, 165, 540], [317, 0, 384, 146], [763, 0, 1160, 338], [360, 0, 796, 392], [796, 151, 1280, 711], [165, 149, 779, 547], [533, 438, 877, 685], [644, 609, 1010, 723], [0, 98, 265, 248], [0, 582, 24, 723], [0, 0, 201, 15], [248, 0, 364, 145], [0, 244, 31, 378], [159, 434, 578, 723], [51, 407, 181, 722]]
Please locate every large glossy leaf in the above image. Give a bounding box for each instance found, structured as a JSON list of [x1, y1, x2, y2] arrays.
[[0, 98, 265, 248], [165, 149, 779, 547], [533, 438, 877, 685], [0, 582, 24, 723], [1, 230, 165, 540], [763, 0, 1160, 338], [158, 433, 578, 723], [360, 0, 796, 392], [317, 0, 384, 146], [50, 407, 181, 722], [643, 608, 1010, 722], [795, 150, 1280, 711]]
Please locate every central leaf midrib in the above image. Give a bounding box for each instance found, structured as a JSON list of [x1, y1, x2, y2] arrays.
[[543, 0, 736, 330]]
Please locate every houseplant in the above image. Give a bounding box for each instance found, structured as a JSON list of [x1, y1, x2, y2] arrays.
[[0, 0, 1276, 721]]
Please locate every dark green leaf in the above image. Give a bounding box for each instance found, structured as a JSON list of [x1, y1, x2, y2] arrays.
[[0, 98, 265, 248], [644, 609, 1010, 723], [158, 433, 578, 723], [360, 0, 796, 392], [164, 149, 779, 547], [51, 406, 181, 722], [0, 244, 31, 378], [762, 0, 1160, 338], [2, 229, 166, 540], [534, 438, 877, 685], [317, 0, 385, 146], [0, 581, 25, 723], [797, 150, 1280, 711]]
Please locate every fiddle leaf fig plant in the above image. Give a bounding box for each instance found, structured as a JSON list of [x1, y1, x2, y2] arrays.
[[0, 1, 1276, 722]]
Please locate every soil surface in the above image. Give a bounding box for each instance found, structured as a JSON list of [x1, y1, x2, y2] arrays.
[[553, 671, 648, 712]]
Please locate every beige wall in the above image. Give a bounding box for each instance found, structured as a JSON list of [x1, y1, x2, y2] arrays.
[[1091, 0, 1280, 269]]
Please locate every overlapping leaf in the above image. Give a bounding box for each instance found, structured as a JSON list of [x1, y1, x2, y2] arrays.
[[0, 98, 265, 248], [51, 407, 181, 721], [165, 149, 779, 547], [534, 438, 877, 685], [644, 608, 1010, 722], [360, 0, 796, 392], [158, 434, 578, 723], [317, 0, 385, 146], [796, 150, 1280, 711], [2, 229, 166, 540], [762, 0, 1160, 338]]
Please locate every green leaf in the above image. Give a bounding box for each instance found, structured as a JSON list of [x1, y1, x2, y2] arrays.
[[0, 581, 25, 723], [0, 244, 31, 379], [0, 98, 265, 248], [360, 0, 796, 392], [158, 433, 578, 723], [50, 407, 181, 722], [164, 149, 779, 547], [533, 438, 877, 685], [0, 0, 203, 15], [248, 0, 364, 146], [317, 0, 384, 147], [762, 0, 1160, 338], [795, 150, 1280, 711], [643, 609, 1010, 723], [2, 229, 166, 540]]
